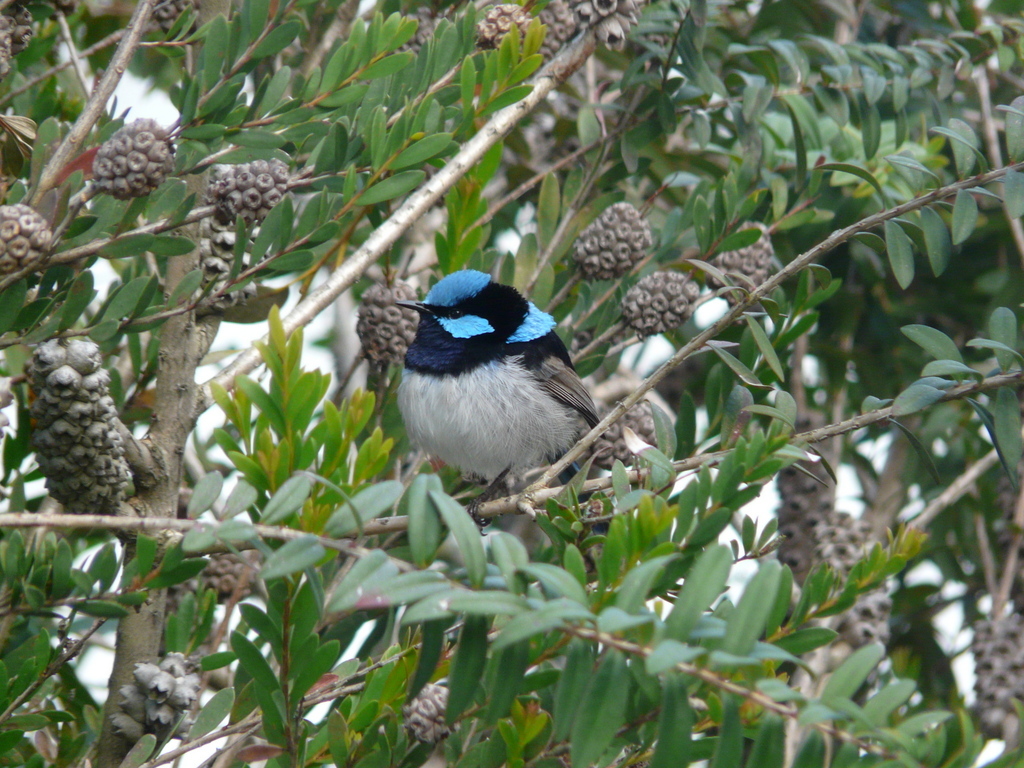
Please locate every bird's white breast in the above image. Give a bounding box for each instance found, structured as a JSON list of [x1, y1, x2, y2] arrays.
[[398, 358, 583, 481]]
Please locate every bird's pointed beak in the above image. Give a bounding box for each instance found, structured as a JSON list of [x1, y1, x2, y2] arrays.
[[396, 300, 434, 315]]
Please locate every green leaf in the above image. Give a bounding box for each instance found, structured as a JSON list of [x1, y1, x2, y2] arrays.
[[391, 132, 452, 170], [360, 51, 414, 80], [78, 600, 129, 618], [260, 536, 326, 580], [428, 490, 486, 587], [772, 627, 837, 656], [537, 172, 560, 249], [167, 269, 205, 307], [231, 632, 279, 691], [989, 307, 1020, 372], [58, 271, 96, 331], [995, 387, 1024, 479], [187, 472, 224, 517], [920, 206, 952, 276], [1004, 96, 1024, 162], [664, 545, 732, 642], [261, 475, 312, 524], [822, 643, 885, 701], [650, 675, 692, 768], [814, 162, 884, 199], [118, 734, 157, 768], [746, 714, 785, 768], [951, 189, 978, 245], [710, 697, 743, 768], [98, 276, 154, 324], [933, 119, 980, 176], [890, 418, 942, 484], [251, 21, 300, 59], [883, 220, 914, 289], [891, 382, 946, 416], [188, 688, 234, 740], [862, 679, 916, 725], [358, 170, 425, 205], [1006, 168, 1024, 218], [745, 316, 784, 380], [447, 616, 488, 722], [722, 560, 783, 656], [570, 651, 630, 768], [327, 550, 397, 613], [901, 324, 962, 363], [222, 480, 258, 519]]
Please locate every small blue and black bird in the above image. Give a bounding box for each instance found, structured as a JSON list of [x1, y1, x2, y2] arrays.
[[397, 270, 599, 517]]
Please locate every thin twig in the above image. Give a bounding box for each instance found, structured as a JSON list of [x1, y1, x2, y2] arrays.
[[974, 66, 1024, 270], [910, 449, 1000, 530], [56, 11, 91, 97], [975, 512, 1001, 601]]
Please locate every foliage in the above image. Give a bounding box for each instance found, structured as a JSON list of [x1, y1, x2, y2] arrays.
[[1, 1, 1024, 767]]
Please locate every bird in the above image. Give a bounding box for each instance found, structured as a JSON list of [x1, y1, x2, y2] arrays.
[[396, 270, 599, 522]]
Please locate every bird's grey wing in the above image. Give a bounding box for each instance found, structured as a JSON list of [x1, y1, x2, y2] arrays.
[[534, 356, 600, 429]]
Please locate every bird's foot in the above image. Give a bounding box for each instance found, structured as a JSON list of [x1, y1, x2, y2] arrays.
[[465, 469, 511, 531]]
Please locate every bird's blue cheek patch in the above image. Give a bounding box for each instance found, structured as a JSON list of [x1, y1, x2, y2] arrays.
[[438, 314, 494, 338], [508, 303, 556, 343]]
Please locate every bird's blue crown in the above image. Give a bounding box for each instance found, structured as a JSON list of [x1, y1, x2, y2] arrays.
[[424, 270, 555, 343]]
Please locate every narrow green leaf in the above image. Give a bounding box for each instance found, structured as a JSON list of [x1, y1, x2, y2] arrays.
[[570, 651, 630, 768], [772, 627, 838, 656], [231, 632, 278, 691], [222, 480, 258, 520], [391, 132, 452, 170], [995, 387, 1024, 480], [260, 536, 326, 580], [251, 21, 300, 59], [710, 696, 743, 768], [537, 173, 560, 249], [891, 382, 946, 416], [920, 206, 952, 276], [1004, 96, 1024, 162], [989, 307, 1020, 372], [428, 490, 486, 587], [188, 688, 234, 740], [650, 675, 692, 768], [722, 560, 783, 656], [822, 643, 885, 701], [745, 316, 785, 380], [447, 616, 489, 722], [664, 545, 732, 642], [58, 271, 95, 331], [358, 170, 425, 205], [890, 418, 942, 484], [360, 51, 414, 80], [951, 189, 978, 245], [883, 220, 914, 289], [261, 475, 312, 524], [815, 162, 884, 199], [1005, 169, 1024, 218], [901, 324, 962, 363], [117, 734, 157, 768], [187, 472, 224, 517]]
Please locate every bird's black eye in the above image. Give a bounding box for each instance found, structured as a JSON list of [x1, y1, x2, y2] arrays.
[[449, 309, 464, 318]]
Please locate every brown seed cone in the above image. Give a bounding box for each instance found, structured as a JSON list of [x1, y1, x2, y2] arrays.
[[775, 453, 833, 584], [587, 401, 657, 470], [706, 223, 775, 303], [477, 4, 532, 49], [573, 202, 653, 281], [207, 159, 290, 225], [203, 552, 257, 602], [357, 282, 420, 366], [403, 683, 450, 744], [0, 203, 52, 276], [972, 614, 1024, 742], [570, 0, 643, 49], [622, 271, 700, 338], [539, 0, 577, 59], [836, 588, 891, 648], [27, 340, 130, 515], [93, 119, 175, 200]]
